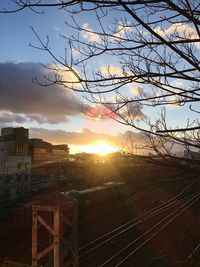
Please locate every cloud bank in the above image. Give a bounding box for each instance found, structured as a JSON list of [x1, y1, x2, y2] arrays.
[[0, 62, 87, 124], [29, 127, 143, 151]]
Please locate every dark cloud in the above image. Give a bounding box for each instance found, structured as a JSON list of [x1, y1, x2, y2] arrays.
[[0, 62, 87, 124], [0, 112, 27, 124]]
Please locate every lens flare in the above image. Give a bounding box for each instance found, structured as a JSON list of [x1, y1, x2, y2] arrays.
[[84, 142, 117, 156]]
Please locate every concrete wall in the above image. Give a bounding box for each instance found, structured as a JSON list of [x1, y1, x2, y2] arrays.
[[0, 147, 31, 203]]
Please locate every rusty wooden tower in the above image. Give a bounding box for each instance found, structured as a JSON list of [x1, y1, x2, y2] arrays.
[[32, 192, 78, 267]]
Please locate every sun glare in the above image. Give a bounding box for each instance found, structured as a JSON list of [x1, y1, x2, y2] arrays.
[[84, 142, 117, 156]]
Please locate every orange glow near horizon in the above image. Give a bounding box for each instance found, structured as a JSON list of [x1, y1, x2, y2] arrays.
[[71, 142, 117, 156]]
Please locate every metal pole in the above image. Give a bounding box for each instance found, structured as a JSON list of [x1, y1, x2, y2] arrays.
[[32, 206, 38, 267], [54, 206, 60, 267], [73, 200, 79, 267]]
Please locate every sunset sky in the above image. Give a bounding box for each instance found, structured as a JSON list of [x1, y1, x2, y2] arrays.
[[0, 2, 196, 154], [0, 2, 139, 154]]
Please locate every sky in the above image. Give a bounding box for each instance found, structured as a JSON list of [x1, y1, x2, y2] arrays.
[[0, 1, 198, 154], [0, 2, 138, 154]]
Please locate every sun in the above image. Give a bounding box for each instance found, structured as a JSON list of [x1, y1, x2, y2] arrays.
[[84, 142, 117, 156]]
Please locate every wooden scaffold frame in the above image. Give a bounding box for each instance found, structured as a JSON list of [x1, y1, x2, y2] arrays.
[[32, 198, 78, 267]]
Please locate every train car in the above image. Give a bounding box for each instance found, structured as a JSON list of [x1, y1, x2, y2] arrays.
[[62, 182, 126, 220]]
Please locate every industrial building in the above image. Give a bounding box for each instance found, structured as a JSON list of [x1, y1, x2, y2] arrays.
[[28, 138, 69, 162], [0, 127, 29, 157], [0, 128, 31, 204], [0, 127, 70, 202]]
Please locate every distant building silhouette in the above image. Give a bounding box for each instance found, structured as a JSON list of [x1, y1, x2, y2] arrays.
[[0, 127, 29, 156], [29, 138, 69, 162], [0, 127, 70, 202], [0, 127, 31, 204]]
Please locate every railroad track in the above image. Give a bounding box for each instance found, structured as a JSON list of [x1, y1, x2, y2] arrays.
[[77, 183, 199, 266]]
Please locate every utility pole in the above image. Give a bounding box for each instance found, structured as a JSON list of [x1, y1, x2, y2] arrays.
[[32, 195, 78, 267]]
